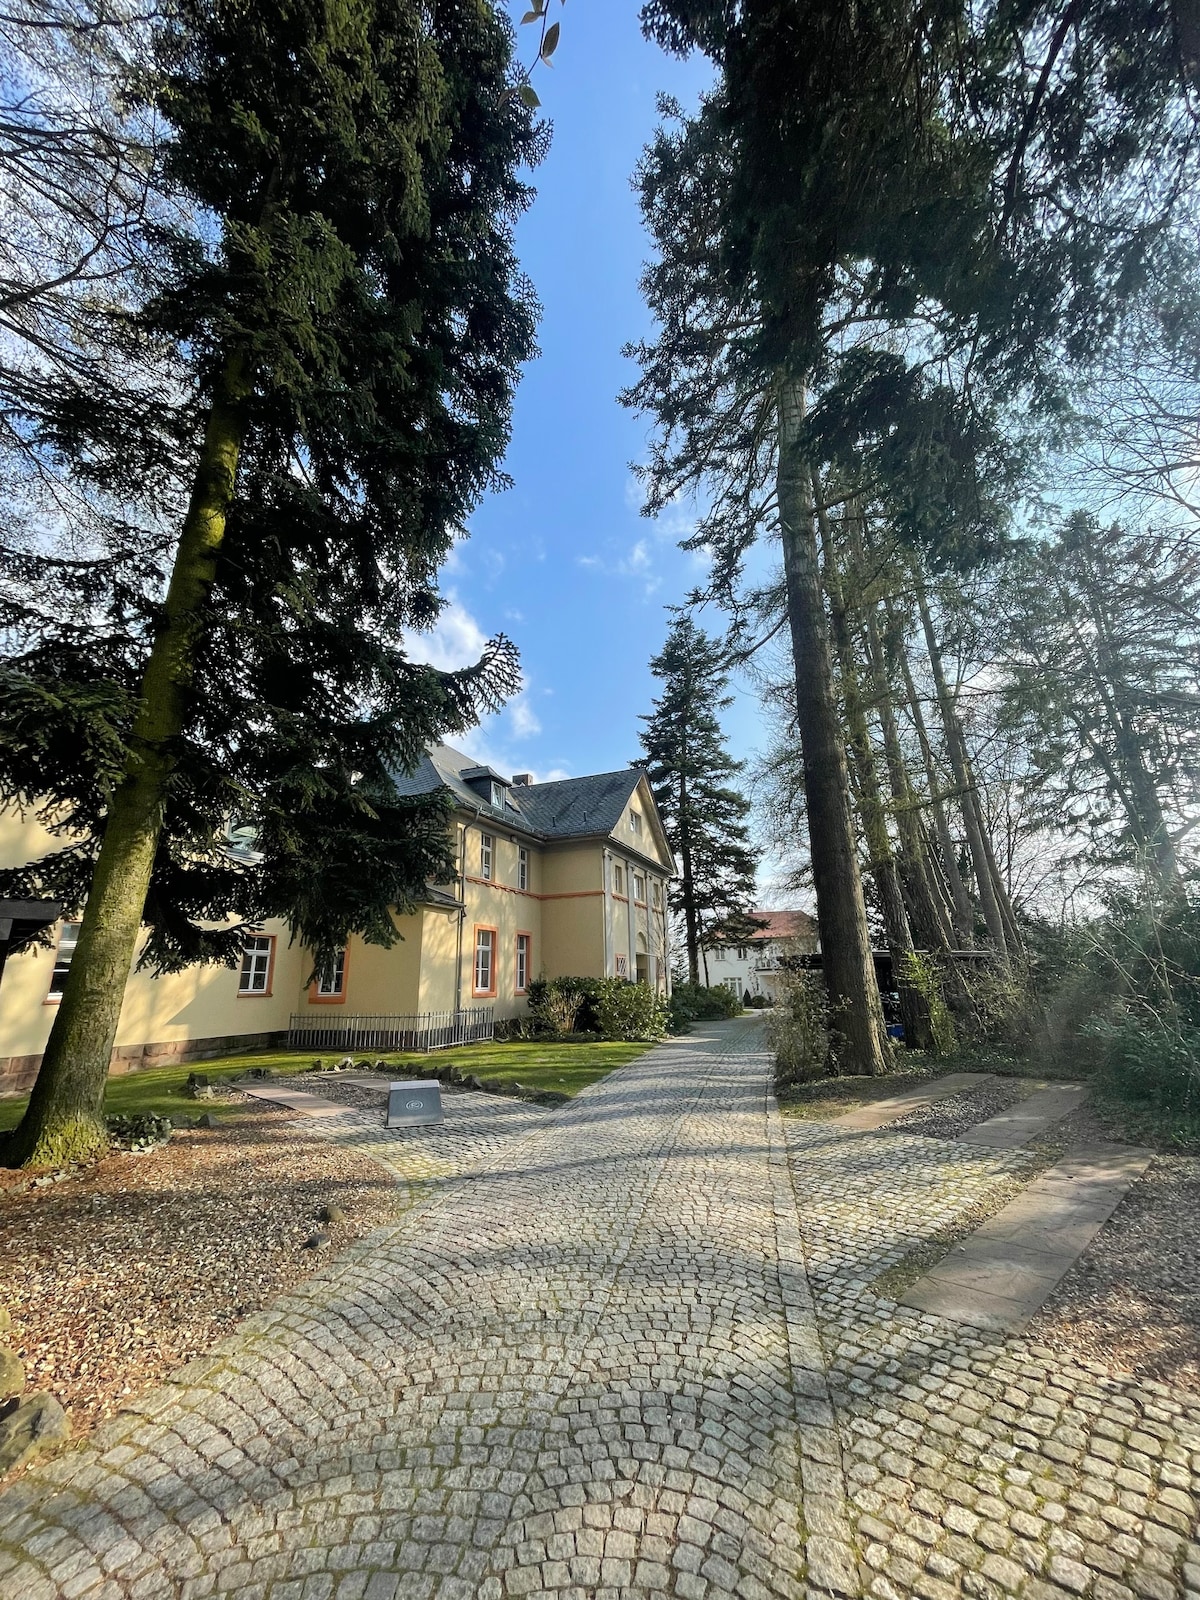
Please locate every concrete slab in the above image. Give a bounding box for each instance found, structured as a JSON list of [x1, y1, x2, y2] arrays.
[[237, 1084, 353, 1118], [899, 1142, 1154, 1330], [830, 1072, 995, 1131], [957, 1082, 1088, 1148]]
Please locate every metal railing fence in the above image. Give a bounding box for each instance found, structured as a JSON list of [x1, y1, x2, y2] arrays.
[[286, 1007, 494, 1054]]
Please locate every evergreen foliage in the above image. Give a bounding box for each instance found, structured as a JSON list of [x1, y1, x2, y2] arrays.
[[637, 615, 759, 984], [0, 0, 543, 1165]]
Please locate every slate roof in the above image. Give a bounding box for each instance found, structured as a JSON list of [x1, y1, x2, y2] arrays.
[[390, 744, 651, 844]]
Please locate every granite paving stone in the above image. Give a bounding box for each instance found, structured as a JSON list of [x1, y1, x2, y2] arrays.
[[6, 1035, 1198, 1598], [958, 1085, 1090, 1150], [0, 1020, 854, 1599], [783, 1116, 1200, 1598]]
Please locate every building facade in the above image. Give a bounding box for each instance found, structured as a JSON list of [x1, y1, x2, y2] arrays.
[[705, 909, 818, 1001], [0, 747, 675, 1094]]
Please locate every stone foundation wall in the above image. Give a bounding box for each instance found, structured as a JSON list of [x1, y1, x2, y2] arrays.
[[0, 1030, 288, 1098]]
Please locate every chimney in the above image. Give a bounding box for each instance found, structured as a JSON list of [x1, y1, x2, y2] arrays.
[[512, 773, 532, 786]]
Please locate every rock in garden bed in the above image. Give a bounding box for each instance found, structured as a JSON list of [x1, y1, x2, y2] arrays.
[[0, 1112, 400, 1453]]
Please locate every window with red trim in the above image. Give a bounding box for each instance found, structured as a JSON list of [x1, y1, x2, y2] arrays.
[[473, 927, 497, 995]]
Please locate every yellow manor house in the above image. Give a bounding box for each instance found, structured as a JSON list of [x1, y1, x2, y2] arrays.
[[0, 747, 675, 1094]]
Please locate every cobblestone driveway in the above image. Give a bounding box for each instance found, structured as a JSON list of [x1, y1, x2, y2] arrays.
[[0, 1020, 854, 1600], [3, 1024, 1199, 1600], [784, 1121, 1200, 1600]]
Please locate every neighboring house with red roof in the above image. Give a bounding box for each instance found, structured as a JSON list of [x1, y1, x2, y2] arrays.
[[706, 908, 818, 1001]]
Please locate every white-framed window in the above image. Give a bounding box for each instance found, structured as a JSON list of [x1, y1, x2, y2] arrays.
[[47, 922, 81, 998], [737, 946, 748, 961], [516, 932, 531, 993], [652, 880, 662, 908], [612, 863, 624, 895], [615, 953, 628, 978], [518, 846, 529, 891], [630, 808, 642, 835], [315, 948, 346, 997], [239, 935, 275, 995], [474, 927, 495, 994], [633, 872, 646, 903], [480, 831, 494, 880]]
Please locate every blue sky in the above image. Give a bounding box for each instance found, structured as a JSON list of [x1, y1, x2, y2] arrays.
[[408, 5, 769, 792]]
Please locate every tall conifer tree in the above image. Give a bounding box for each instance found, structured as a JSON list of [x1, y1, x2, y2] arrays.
[[639, 616, 759, 984], [1, 0, 542, 1166]]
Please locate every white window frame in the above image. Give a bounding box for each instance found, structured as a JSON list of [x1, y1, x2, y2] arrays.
[[480, 831, 494, 881], [612, 863, 624, 896], [47, 922, 81, 998], [516, 932, 531, 993], [518, 846, 529, 891], [239, 935, 274, 995], [474, 928, 495, 994], [630, 808, 642, 835], [315, 948, 346, 997], [633, 872, 646, 903], [615, 953, 628, 978]]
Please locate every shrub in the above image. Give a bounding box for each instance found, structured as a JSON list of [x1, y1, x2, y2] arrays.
[[670, 982, 742, 1020], [525, 975, 601, 1035], [591, 978, 668, 1041], [525, 975, 665, 1040], [768, 969, 830, 1087], [744, 993, 771, 1009], [667, 993, 695, 1033], [1089, 1011, 1200, 1117]]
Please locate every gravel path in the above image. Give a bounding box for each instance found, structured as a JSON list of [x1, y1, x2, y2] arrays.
[[887, 1077, 1033, 1140]]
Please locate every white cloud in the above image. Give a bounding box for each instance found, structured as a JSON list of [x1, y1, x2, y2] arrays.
[[619, 539, 652, 575], [405, 593, 564, 779], [404, 591, 489, 672], [509, 696, 542, 739], [575, 537, 660, 597]]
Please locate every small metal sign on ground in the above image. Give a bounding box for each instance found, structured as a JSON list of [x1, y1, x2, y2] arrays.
[[386, 1080, 445, 1129]]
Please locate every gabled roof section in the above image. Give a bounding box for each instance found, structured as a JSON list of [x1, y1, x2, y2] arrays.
[[515, 767, 645, 840], [388, 744, 655, 844], [389, 744, 527, 829], [746, 909, 817, 942]]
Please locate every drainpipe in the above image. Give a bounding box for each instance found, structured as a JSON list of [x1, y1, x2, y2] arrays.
[[454, 806, 481, 1014], [602, 849, 612, 976]]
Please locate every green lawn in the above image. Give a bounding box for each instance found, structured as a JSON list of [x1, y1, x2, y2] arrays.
[[0, 1039, 651, 1131]]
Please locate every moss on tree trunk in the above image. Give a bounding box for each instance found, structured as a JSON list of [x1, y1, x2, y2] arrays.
[[7, 353, 249, 1169]]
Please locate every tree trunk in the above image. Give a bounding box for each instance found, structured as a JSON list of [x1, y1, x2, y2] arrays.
[[916, 584, 1013, 963], [777, 379, 889, 1075], [8, 350, 250, 1168], [678, 771, 701, 985], [892, 619, 976, 943], [1073, 563, 1185, 896], [865, 609, 953, 951], [818, 494, 931, 1050]]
